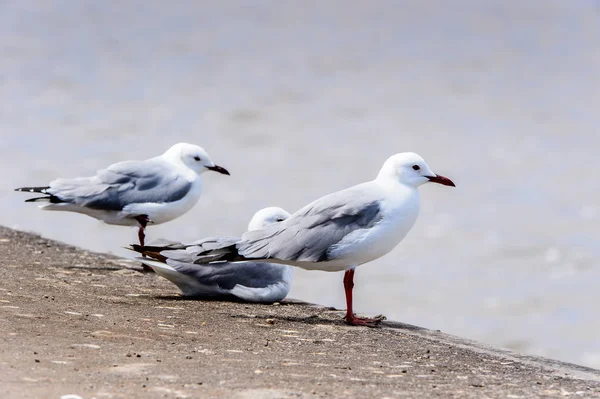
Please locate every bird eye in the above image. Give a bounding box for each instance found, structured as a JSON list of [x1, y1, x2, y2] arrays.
[[194, 156, 201, 161], [412, 165, 420, 171], [275, 218, 285, 222]]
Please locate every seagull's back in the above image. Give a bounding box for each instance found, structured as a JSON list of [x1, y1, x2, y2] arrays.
[[36, 156, 200, 225], [237, 180, 420, 271]]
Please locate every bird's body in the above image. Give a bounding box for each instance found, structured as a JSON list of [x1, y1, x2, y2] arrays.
[[46, 177, 203, 226], [16, 143, 230, 272], [142, 258, 293, 303], [132, 207, 293, 303], [191, 152, 455, 326], [15, 143, 228, 227]]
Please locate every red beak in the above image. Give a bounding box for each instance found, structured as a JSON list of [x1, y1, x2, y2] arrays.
[[427, 174, 455, 187]]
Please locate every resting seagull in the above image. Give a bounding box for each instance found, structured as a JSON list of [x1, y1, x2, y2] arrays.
[[130, 207, 293, 303], [189, 152, 455, 326], [15, 143, 230, 261]]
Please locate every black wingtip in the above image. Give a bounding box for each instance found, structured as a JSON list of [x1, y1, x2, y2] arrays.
[[126, 245, 168, 262], [22, 195, 63, 204], [128, 244, 143, 253], [15, 186, 51, 193], [24, 196, 47, 203]]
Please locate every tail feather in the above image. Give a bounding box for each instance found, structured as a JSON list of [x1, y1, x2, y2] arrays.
[[129, 243, 247, 264], [129, 244, 168, 262], [24, 196, 63, 203], [16, 186, 64, 204], [15, 186, 50, 194], [130, 243, 183, 253]]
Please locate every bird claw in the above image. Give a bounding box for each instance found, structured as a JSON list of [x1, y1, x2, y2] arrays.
[[344, 313, 386, 327]]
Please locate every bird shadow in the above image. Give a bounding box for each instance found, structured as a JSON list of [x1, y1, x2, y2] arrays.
[[152, 294, 278, 304], [152, 294, 303, 306], [255, 314, 427, 331], [144, 295, 428, 331]]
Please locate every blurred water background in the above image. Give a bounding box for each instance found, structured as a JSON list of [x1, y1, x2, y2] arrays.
[[0, 0, 598, 368]]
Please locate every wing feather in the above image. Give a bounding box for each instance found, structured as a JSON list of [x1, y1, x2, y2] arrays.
[[238, 183, 384, 262], [47, 158, 192, 211]]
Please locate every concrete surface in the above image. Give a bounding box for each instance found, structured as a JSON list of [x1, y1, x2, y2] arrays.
[[1, 226, 599, 399]]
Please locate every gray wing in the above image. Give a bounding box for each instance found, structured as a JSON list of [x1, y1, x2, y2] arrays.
[[165, 260, 288, 290], [237, 182, 384, 262], [158, 236, 240, 263], [47, 158, 192, 211], [143, 238, 190, 251], [152, 235, 287, 290]]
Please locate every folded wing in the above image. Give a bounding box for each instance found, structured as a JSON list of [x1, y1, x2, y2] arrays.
[[46, 159, 192, 210], [238, 183, 384, 263]]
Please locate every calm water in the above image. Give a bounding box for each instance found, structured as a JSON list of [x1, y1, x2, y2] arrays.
[[1, 0, 599, 368]]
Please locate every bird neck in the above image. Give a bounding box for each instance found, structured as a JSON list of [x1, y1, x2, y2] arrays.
[[374, 172, 407, 189], [373, 175, 420, 207]]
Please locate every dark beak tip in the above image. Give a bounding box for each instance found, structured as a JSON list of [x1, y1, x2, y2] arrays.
[[208, 165, 230, 176]]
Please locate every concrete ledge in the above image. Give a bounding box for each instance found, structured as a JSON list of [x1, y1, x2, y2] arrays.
[[0, 226, 599, 398]]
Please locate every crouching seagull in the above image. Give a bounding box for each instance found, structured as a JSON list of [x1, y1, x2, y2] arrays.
[[130, 207, 293, 303]]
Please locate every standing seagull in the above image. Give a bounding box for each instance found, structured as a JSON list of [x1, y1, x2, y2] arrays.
[[130, 207, 293, 303], [190, 153, 455, 326], [15, 143, 230, 259]]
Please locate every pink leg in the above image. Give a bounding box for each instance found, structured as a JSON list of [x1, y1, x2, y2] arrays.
[[343, 269, 383, 327]]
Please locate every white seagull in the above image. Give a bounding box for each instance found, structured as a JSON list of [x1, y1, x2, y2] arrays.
[[189, 152, 455, 326], [15, 143, 230, 255], [130, 207, 293, 303]]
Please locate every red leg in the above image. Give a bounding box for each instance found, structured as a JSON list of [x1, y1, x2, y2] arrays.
[[138, 226, 146, 247], [134, 216, 154, 273], [343, 269, 383, 327]]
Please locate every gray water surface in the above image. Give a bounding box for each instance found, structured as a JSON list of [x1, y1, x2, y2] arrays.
[[1, 0, 599, 368]]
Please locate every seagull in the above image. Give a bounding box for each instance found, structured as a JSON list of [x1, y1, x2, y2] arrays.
[[15, 143, 230, 267], [188, 152, 455, 326], [129, 207, 293, 303]]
